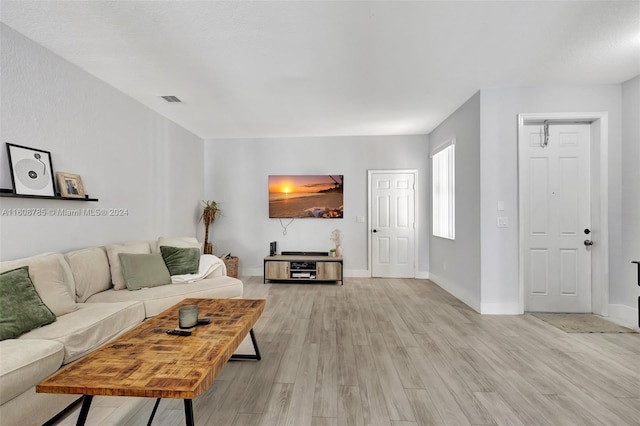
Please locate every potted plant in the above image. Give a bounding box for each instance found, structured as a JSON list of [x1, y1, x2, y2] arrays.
[[200, 200, 221, 254]]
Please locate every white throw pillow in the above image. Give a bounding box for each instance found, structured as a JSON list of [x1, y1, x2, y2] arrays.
[[170, 255, 223, 283], [65, 247, 111, 302], [105, 243, 151, 290], [155, 236, 201, 254]]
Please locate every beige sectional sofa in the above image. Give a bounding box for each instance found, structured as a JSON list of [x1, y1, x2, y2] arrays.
[[0, 237, 243, 426]]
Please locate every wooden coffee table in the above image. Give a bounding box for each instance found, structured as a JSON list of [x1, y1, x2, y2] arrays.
[[37, 298, 265, 426]]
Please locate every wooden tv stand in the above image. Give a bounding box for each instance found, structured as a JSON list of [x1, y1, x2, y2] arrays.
[[264, 255, 343, 285]]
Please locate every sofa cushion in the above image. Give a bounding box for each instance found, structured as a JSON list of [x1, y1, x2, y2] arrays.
[[160, 246, 200, 276], [154, 236, 201, 253], [0, 339, 64, 405], [19, 301, 145, 364], [0, 267, 56, 340], [106, 242, 151, 290], [120, 253, 171, 290], [0, 253, 77, 317], [86, 276, 243, 317], [65, 246, 112, 302]]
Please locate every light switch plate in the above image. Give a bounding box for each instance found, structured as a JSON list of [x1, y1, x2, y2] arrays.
[[497, 217, 509, 228]]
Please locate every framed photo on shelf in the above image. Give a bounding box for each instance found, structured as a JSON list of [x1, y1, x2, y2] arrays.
[[6, 143, 55, 196], [56, 172, 86, 198]]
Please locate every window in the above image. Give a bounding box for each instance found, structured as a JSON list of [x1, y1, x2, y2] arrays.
[[432, 141, 455, 239]]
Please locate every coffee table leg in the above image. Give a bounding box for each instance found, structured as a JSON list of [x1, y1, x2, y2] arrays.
[[250, 328, 262, 360], [147, 398, 162, 426], [184, 399, 195, 426], [76, 395, 93, 426], [230, 328, 262, 361]]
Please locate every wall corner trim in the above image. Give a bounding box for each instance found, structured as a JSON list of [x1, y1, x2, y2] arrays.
[[480, 302, 522, 315], [429, 273, 481, 313], [607, 304, 639, 330]]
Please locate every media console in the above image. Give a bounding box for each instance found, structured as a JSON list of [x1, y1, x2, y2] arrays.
[[264, 254, 343, 285]]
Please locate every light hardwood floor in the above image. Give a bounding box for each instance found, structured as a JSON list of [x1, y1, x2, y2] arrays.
[[53, 277, 640, 425]]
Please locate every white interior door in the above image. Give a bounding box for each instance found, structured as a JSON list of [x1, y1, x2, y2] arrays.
[[522, 123, 592, 312], [369, 171, 416, 278]]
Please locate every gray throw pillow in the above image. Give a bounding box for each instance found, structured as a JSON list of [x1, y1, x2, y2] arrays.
[[160, 246, 200, 276], [119, 253, 171, 291], [0, 266, 56, 340]]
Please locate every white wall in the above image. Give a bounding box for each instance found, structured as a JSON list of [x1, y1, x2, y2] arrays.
[[203, 135, 430, 276], [479, 85, 623, 314], [618, 75, 640, 323], [0, 24, 204, 260], [428, 92, 481, 311]]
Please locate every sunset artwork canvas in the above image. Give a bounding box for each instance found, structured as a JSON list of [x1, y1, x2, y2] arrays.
[[269, 175, 343, 218]]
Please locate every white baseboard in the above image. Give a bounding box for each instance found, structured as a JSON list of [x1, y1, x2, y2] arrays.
[[480, 302, 521, 315], [344, 270, 430, 279], [429, 273, 481, 313], [607, 303, 639, 330], [339, 270, 430, 278], [242, 268, 370, 278], [241, 268, 263, 277], [344, 269, 370, 278], [244, 269, 429, 280], [428, 274, 520, 315]]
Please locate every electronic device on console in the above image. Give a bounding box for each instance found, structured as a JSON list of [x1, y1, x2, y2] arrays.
[[270, 241, 277, 256], [290, 261, 316, 270], [281, 251, 329, 256]]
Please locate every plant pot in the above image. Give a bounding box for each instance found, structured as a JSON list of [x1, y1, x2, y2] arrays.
[[204, 241, 213, 255]]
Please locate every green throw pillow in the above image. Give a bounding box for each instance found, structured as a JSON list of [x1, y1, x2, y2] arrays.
[[0, 266, 56, 340], [160, 246, 200, 276], [119, 253, 171, 291]]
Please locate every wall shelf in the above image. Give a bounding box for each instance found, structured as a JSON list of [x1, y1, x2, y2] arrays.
[[0, 189, 98, 202]]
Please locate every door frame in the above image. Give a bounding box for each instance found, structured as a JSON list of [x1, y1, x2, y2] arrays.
[[367, 169, 419, 278], [517, 112, 609, 315]]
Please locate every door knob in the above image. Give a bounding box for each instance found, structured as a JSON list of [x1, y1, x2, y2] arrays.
[[372, 229, 378, 233], [584, 240, 594, 246]]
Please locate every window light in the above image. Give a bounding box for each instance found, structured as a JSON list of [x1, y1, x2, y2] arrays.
[[432, 141, 455, 240]]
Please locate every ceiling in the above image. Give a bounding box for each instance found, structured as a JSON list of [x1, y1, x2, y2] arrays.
[[1, 1, 639, 140]]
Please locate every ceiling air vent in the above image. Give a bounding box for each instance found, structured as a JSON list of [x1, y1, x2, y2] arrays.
[[160, 95, 182, 103]]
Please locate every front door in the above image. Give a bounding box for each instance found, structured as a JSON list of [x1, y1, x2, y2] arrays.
[[521, 123, 592, 312], [369, 171, 416, 278]]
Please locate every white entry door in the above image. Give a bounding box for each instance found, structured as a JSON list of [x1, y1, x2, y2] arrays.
[[369, 171, 416, 278], [521, 123, 592, 312]]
